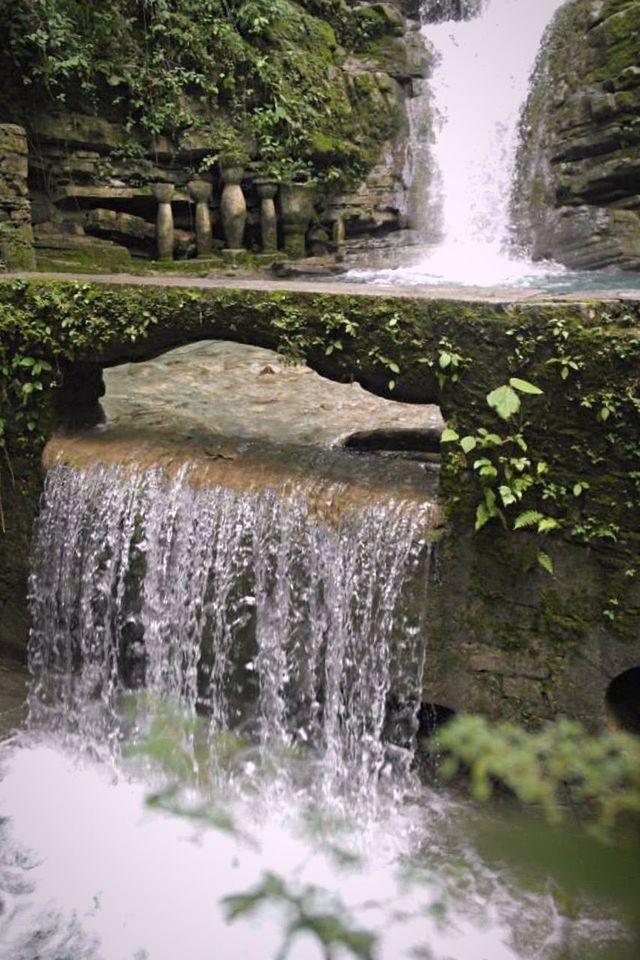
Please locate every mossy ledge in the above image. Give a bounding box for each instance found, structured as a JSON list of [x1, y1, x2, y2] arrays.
[[1, 278, 639, 723]]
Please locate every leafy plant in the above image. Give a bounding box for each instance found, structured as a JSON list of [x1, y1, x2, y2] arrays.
[[442, 377, 557, 572], [434, 714, 640, 838]]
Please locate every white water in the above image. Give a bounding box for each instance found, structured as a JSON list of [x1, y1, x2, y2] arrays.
[[351, 0, 568, 287], [0, 464, 630, 959]]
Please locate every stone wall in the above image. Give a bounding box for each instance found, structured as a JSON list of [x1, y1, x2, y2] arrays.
[[0, 7, 431, 267], [514, 0, 640, 271], [1, 279, 639, 723], [0, 124, 35, 270]]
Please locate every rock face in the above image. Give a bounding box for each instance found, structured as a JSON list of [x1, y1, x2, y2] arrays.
[[0, 3, 432, 263], [513, 0, 640, 271], [0, 124, 35, 269]]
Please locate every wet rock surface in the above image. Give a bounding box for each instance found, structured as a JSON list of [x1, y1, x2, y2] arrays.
[[103, 339, 443, 450], [514, 0, 640, 271]]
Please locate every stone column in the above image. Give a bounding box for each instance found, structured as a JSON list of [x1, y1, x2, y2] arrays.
[[0, 124, 35, 270], [152, 182, 175, 261], [279, 182, 314, 259], [332, 216, 346, 262], [220, 165, 246, 250], [187, 179, 213, 257], [255, 180, 279, 253]]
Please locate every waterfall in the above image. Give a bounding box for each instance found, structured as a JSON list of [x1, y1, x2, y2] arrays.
[[352, 0, 567, 287], [2, 462, 627, 959], [27, 463, 435, 798]]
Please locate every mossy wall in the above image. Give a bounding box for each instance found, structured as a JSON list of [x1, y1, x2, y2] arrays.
[[0, 1, 430, 252], [1, 278, 638, 724]]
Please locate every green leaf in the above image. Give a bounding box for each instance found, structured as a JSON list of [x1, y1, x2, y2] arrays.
[[387, 361, 400, 374], [460, 435, 477, 454], [538, 517, 560, 534], [441, 428, 460, 443], [509, 377, 543, 395], [475, 503, 491, 531], [486, 384, 520, 420], [499, 485, 517, 507], [514, 510, 544, 530], [537, 551, 554, 575]]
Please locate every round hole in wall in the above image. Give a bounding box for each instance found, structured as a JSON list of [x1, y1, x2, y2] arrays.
[[604, 666, 640, 735]]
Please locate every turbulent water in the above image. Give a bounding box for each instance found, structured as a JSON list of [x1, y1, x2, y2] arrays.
[[27, 464, 435, 796], [350, 0, 569, 287], [0, 464, 634, 959]]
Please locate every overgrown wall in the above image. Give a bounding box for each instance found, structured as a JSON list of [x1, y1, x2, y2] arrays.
[[0, 124, 35, 270], [1, 279, 639, 724]]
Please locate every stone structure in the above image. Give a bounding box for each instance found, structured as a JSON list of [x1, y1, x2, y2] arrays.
[[0, 1, 434, 267], [514, 0, 640, 271], [279, 183, 315, 258], [152, 182, 175, 261], [219, 165, 247, 250], [188, 179, 213, 257], [255, 181, 278, 253], [0, 124, 35, 270], [2, 279, 639, 727]]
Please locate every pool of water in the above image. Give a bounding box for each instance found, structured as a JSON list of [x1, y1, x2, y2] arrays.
[[345, 251, 640, 297], [1, 708, 638, 960]]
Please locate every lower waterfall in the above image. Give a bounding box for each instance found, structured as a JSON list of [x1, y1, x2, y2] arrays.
[[27, 463, 434, 799], [0, 460, 631, 959]]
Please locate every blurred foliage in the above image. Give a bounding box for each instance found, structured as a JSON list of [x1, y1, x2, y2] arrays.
[[224, 873, 376, 960], [127, 695, 378, 960], [434, 714, 640, 837]]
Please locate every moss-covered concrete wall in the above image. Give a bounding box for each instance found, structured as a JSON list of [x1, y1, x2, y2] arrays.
[[0, 124, 35, 270], [1, 278, 639, 725]]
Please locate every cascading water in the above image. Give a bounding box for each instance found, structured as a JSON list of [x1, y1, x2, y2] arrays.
[[27, 463, 434, 798], [352, 0, 568, 287], [0, 458, 632, 959]]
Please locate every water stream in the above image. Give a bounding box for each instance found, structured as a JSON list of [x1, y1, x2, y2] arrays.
[[350, 0, 572, 288], [0, 452, 637, 959]]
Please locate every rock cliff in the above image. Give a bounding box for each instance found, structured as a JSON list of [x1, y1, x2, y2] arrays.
[[514, 0, 640, 271], [0, 1, 431, 264]]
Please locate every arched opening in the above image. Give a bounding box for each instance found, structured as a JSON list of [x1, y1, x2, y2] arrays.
[[605, 667, 640, 735], [52, 340, 443, 470]]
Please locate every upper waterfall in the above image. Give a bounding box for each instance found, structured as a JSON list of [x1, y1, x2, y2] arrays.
[[352, 0, 568, 287]]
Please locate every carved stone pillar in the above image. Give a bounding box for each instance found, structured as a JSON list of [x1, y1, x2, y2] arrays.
[[332, 216, 346, 262], [187, 179, 213, 257], [255, 180, 279, 253], [152, 182, 175, 261], [220, 165, 246, 250], [279, 183, 314, 259]]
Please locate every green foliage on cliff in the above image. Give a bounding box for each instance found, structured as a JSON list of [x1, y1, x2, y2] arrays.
[[0, 0, 403, 185]]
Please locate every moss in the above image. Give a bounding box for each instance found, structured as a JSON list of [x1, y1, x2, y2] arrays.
[[1, 279, 639, 683]]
